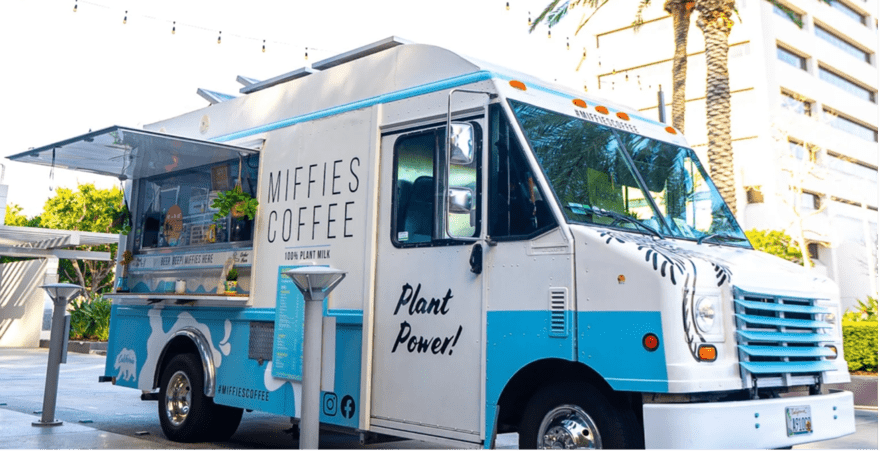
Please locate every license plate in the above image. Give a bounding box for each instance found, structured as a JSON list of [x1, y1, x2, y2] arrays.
[[785, 405, 813, 436]]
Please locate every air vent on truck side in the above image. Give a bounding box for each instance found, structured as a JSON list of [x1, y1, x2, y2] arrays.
[[549, 288, 570, 338]]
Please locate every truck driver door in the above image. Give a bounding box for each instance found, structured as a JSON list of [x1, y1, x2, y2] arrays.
[[370, 118, 485, 444]]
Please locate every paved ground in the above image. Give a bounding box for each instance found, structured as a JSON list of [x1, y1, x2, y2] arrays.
[[0, 347, 875, 449]]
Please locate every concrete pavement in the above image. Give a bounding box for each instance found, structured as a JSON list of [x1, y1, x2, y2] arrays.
[[0, 347, 875, 449]]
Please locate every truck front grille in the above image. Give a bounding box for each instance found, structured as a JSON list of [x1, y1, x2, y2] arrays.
[[733, 289, 836, 388]]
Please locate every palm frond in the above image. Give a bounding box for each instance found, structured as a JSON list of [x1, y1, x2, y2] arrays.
[[575, 0, 612, 35], [529, 0, 563, 33], [632, 0, 653, 31]]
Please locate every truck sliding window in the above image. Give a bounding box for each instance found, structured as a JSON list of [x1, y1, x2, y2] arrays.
[[135, 155, 259, 251], [488, 104, 555, 240], [391, 125, 480, 247]]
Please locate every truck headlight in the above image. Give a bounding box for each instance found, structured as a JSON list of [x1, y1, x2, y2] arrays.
[[695, 296, 717, 333]]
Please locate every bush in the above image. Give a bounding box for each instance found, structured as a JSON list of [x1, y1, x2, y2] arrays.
[[842, 320, 878, 373], [744, 229, 805, 266], [69, 294, 112, 341], [843, 296, 877, 322]]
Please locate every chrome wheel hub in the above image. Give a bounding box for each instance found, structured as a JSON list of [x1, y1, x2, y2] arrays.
[[538, 405, 601, 449], [165, 370, 192, 427]]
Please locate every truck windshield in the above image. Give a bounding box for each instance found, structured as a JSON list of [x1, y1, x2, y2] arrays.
[[509, 100, 749, 247]]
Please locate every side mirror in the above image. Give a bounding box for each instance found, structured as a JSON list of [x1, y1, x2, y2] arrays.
[[449, 123, 475, 166], [448, 187, 473, 214]]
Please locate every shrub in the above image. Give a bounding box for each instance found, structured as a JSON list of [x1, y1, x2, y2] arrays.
[[843, 296, 877, 322], [842, 320, 878, 373], [68, 294, 112, 341], [744, 229, 804, 266]]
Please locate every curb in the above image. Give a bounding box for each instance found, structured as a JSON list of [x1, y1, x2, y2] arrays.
[[39, 339, 107, 356]]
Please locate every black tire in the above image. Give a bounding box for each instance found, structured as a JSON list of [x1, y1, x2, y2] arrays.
[[158, 353, 243, 443], [519, 382, 642, 449]]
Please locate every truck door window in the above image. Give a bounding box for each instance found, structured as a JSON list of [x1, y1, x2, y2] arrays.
[[392, 125, 480, 247], [488, 104, 556, 240]]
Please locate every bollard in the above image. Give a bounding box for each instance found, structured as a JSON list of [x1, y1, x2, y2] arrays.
[[32, 283, 82, 427], [283, 267, 346, 450]]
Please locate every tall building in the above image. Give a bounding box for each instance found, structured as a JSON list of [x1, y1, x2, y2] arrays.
[[573, 0, 878, 310]]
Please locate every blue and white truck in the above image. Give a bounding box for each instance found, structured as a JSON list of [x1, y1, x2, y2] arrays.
[[10, 37, 856, 448]]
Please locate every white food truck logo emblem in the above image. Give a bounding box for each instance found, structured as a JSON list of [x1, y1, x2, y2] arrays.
[[114, 348, 137, 382]]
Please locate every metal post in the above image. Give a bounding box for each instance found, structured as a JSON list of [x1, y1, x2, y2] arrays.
[[33, 283, 82, 427], [283, 267, 346, 450], [658, 84, 667, 124], [300, 298, 323, 449]]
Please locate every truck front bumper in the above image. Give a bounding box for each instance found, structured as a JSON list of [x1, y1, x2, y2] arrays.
[[642, 390, 855, 449]]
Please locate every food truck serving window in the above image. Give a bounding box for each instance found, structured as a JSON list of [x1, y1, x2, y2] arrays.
[[135, 155, 260, 251]]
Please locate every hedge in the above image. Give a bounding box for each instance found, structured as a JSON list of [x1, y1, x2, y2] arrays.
[[843, 320, 878, 373]]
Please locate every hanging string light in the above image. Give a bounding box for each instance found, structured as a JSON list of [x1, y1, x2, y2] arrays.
[[73, 0, 77, 12], [123, 10, 127, 24], [547, 25, 552, 39], [305, 47, 309, 60], [262, 39, 266, 53], [172, 21, 176, 34], [566, 37, 570, 50], [528, 11, 531, 27], [217, 30, 222, 44], [583, 47, 587, 58], [506, 2, 510, 11]]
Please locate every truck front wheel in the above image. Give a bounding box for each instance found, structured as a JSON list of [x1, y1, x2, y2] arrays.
[[158, 353, 243, 442], [519, 382, 641, 449]]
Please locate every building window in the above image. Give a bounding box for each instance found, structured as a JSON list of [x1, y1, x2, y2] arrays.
[[798, 191, 822, 210], [814, 24, 872, 63], [824, 109, 879, 142], [777, 45, 807, 70], [807, 242, 820, 260], [828, 0, 867, 25], [780, 91, 812, 115], [825, 151, 878, 183], [788, 140, 818, 162], [746, 186, 765, 203], [818, 66, 876, 103], [770, 1, 803, 26]]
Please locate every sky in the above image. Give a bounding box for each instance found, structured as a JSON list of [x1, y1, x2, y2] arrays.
[[1, 0, 594, 217]]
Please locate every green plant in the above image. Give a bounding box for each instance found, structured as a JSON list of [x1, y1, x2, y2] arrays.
[[68, 294, 112, 341], [842, 320, 878, 373], [226, 267, 238, 282], [843, 296, 878, 322], [211, 185, 258, 221], [745, 229, 805, 266]]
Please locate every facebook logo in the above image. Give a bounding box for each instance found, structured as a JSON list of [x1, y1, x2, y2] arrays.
[[341, 395, 356, 419]]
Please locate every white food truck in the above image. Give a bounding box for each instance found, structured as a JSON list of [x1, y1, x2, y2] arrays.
[[11, 37, 856, 448]]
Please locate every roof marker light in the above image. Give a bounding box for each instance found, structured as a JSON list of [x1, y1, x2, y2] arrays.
[[573, 99, 587, 108], [509, 80, 527, 91], [665, 126, 678, 135], [616, 112, 630, 121], [595, 106, 609, 115]]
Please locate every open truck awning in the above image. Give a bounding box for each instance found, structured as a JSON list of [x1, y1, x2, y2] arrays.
[[7, 126, 259, 180]]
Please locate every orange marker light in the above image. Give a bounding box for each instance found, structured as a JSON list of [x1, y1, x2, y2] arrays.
[[665, 126, 678, 135], [509, 80, 527, 91], [616, 112, 630, 121], [643, 333, 659, 352], [698, 345, 717, 361], [595, 105, 609, 115], [572, 99, 587, 108]]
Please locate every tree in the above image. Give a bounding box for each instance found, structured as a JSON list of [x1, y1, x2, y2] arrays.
[[531, 0, 693, 133], [696, 0, 737, 214], [5, 203, 42, 227], [745, 229, 805, 266], [39, 184, 126, 297]]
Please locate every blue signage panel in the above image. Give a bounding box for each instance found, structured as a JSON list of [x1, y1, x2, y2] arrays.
[[272, 265, 306, 381]]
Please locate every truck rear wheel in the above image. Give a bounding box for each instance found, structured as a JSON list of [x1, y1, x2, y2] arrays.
[[519, 382, 641, 449], [158, 353, 243, 442]]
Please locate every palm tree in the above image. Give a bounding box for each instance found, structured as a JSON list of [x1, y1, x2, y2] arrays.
[[695, 0, 737, 214], [530, 0, 693, 133]]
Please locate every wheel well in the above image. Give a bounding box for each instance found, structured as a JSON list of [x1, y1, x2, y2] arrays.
[[495, 359, 620, 434], [154, 335, 200, 390]]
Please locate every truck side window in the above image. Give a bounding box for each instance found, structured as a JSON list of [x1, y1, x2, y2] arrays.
[[393, 131, 438, 245], [391, 125, 481, 246], [488, 104, 556, 240]]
